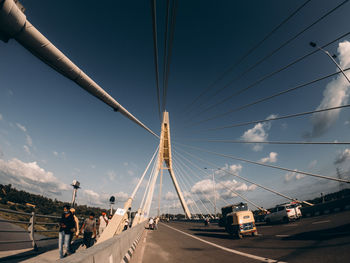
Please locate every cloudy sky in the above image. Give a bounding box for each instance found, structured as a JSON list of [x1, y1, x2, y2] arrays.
[[0, 0, 350, 215]]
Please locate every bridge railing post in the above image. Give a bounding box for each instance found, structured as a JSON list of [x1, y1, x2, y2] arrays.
[[28, 211, 38, 251]]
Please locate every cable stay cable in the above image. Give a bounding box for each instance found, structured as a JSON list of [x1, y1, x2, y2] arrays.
[[186, 29, 350, 122], [162, 0, 171, 109], [173, 151, 230, 207], [185, 139, 350, 145], [190, 65, 350, 126], [203, 103, 350, 131], [188, 0, 350, 119], [174, 165, 214, 221], [174, 145, 314, 206], [162, 0, 178, 112], [173, 158, 217, 215], [177, 142, 350, 184], [173, 156, 219, 209], [219, 183, 265, 212], [182, 0, 313, 114], [173, 162, 213, 218], [140, 154, 158, 210], [131, 146, 159, 199], [151, 0, 162, 121], [0, 2, 160, 138], [172, 163, 206, 218]]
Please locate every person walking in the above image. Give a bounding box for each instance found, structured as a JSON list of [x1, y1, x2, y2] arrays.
[[123, 218, 129, 231], [69, 208, 80, 252], [98, 212, 108, 237], [58, 205, 75, 258], [80, 212, 97, 248], [154, 217, 159, 230]]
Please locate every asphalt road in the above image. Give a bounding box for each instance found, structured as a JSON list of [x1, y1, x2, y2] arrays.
[[132, 211, 350, 263], [0, 220, 58, 262]]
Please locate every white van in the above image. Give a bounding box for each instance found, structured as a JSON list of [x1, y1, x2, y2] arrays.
[[265, 203, 301, 223]]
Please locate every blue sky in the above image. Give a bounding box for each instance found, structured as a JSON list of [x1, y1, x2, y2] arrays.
[[0, 0, 350, 215]]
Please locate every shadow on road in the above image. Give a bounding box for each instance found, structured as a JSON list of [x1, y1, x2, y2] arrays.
[[193, 232, 233, 240], [284, 224, 350, 241], [189, 228, 226, 233]]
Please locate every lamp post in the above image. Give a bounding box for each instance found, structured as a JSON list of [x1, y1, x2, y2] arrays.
[[109, 196, 115, 215], [204, 167, 217, 218], [71, 180, 80, 207], [309, 42, 350, 84]]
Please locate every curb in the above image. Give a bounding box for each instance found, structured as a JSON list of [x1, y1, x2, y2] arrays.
[[120, 231, 143, 263]]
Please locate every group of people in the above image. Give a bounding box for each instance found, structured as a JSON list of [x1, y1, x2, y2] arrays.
[[148, 217, 159, 230], [58, 205, 112, 259]]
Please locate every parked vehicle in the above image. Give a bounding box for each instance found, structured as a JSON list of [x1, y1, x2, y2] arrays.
[[265, 203, 302, 224]]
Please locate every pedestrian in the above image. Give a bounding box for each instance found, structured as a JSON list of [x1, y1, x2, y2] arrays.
[[98, 212, 108, 237], [148, 217, 154, 230], [69, 208, 80, 252], [58, 205, 75, 258], [80, 212, 97, 248], [123, 218, 129, 231], [154, 217, 159, 230]]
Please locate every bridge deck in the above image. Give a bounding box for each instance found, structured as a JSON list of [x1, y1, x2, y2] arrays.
[[132, 211, 350, 263]]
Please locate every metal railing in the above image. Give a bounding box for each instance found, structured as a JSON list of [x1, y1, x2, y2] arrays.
[[0, 207, 61, 250]]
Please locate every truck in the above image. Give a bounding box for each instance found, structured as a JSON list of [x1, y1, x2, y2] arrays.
[[219, 202, 258, 239]]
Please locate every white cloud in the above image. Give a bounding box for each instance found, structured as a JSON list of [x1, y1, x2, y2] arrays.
[[241, 114, 276, 151], [334, 148, 350, 165], [165, 191, 178, 201], [26, 135, 33, 147], [53, 151, 58, 156], [115, 191, 129, 202], [306, 41, 350, 138], [23, 145, 31, 154], [259, 152, 278, 163], [107, 170, 117, 181], [284, 170, 305, 182], [0, 158, 70, 196], [16, 123, 26, 132], [308, 160, 318, 169], [213, 164, 243, 179]]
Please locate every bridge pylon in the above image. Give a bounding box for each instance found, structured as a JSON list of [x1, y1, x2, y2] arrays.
[[141, 111, 191, 220]]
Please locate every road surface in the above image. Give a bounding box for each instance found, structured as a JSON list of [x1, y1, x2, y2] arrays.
[[132, 211, 350, 262]]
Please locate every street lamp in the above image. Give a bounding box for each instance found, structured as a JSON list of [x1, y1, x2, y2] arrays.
[[309, 42, 350, 84], [109, 196, 115, 215], [71, 180, 80, 207], [204, 167, 217, 218]]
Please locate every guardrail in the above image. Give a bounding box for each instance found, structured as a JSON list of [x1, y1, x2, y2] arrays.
[[301, 196, 350, 217], [0, 207, 61, 250], [59, 222, 145, 263]]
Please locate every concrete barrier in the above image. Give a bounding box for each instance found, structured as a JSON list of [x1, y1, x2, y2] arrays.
[[59, 222, 145, 263], [301, 196, 350, 218]]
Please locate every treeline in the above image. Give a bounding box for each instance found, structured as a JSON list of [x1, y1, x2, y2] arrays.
[[0, 184, 106, 217]]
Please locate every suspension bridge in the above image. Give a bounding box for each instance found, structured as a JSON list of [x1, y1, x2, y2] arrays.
[[0, 0, 350, 262]]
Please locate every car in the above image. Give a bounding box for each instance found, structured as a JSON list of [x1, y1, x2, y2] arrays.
[[265, 203, 302, 224]]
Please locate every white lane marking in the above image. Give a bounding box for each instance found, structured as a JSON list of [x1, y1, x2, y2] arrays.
[[276, 235, 290, 237], [312, 220, 331, 225], [161, 223, 285, 263]]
